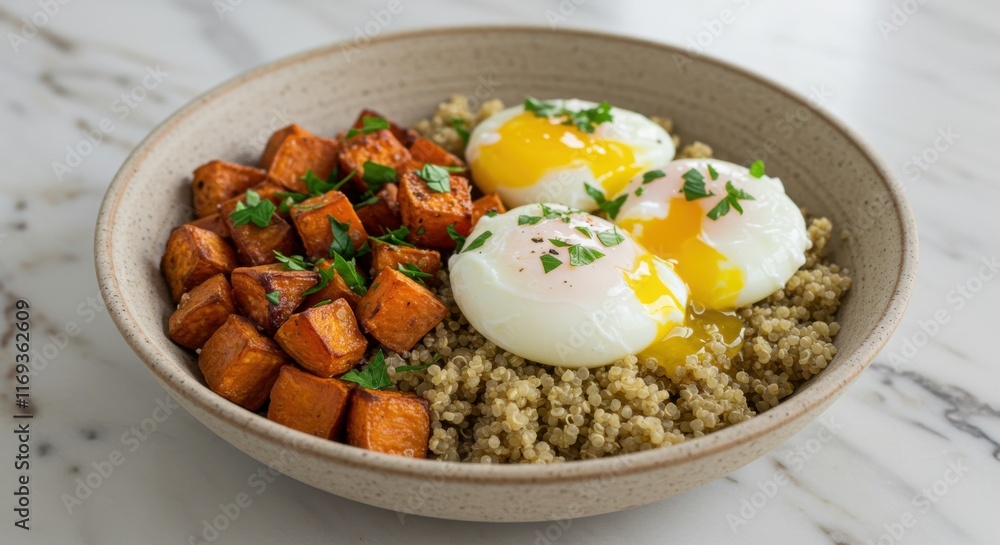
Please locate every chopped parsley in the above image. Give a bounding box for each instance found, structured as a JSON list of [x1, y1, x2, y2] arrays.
[[575, 226, 593, 238], [635, 187, 644, 196], [450, 117, 470, 145], [302, 261, 332, 296], [416, 164, 452, 193], [331, 252, 367, 296], [749, 160, 766, 178], [230, 189, 276, 228], [518, 215, 543, 225], [568, 244, 605, 267], [362, 161, 396, 191], [583, 183, 628, 220], [485, 210, 499, 218], [597, 227, 624, 247], [549, 238, 571, 248], [681, 168, 714, 201], [341, 350, 392, 389], [345, 116, 389, 139], [328, 216, 356, 258], [371, 225, 415, 247], [264, 290, 281, 305], [312, 299, 332, 307], [462, 230, 492, 253], [707, 164, 720, 181], [397, 263, 432, 286], [447, 224, 466, 251], [642, 170, 666, 184], [272, 251, 312, 271], [523, 98, 614, 134], [278, 169, 356, 212], [707, 181, 755, 220], [353, 194, 380, 209], [540, 254, 563, 273]]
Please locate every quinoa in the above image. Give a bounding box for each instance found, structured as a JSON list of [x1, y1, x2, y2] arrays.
[[396, 97, 853, 463]]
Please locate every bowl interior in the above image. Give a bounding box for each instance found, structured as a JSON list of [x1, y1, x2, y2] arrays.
[[97, 27, 915, 477]]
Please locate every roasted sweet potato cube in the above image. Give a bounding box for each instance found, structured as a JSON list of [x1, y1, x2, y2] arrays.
[[303, 259, 363, 311], [161, 225, 237, 302], [220, 199, 300, 266], [192, 160, 268, 218], [370, 241, 441, 279], [289, 190, 368, 260], [357, 267, 448, 353], [267, 132, 340, 193], [349, 109, 418, 147], [199, 315, 289, 411], [355, 183, 402, 235], [260, 124, 311, 169], [168, 274, 236, 349], [187, 213, 229, 240], [347, 388, 430, 457], [408, 136, 466, 170], [267, 366, 356, 439], [274, 299, 368, 377], [338, 130, 412, 192], [471, 193, 506, 227], [231, 264, 319, 335], [397, 171, 473, 249]]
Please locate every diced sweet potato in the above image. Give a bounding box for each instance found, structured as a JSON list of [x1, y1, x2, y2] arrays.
[[267, 366, 356, 439], [349, 109, 418, 147], [338, 130, 412, 192], [199, 315, 289, 411], [187, 213, 229, 240], [289, 190, 368, 260], [192, 160, 268, 218], [260, 124, 311, 169], [274, 299, 368, 377], [220, 199, 300, 266], [168, 274, 236, 349], [231, 264, 319, 335], [161, 225, 237, 302], [357, 267, 448, 352], [303, 259, 363, 311], [267, 131, 340, 193], [408, 136, 466, 170], [471, 193, 506, 227], [370, 241, 441, 279], [396, 170, 473, 249], [355, 183, 401, 235], [347, 388, 430, 457]]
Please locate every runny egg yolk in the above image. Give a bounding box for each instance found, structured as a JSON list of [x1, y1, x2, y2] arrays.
[[619, 197, 744, 309], [472, 112, 643, 198], [621, 199, 747, 373]]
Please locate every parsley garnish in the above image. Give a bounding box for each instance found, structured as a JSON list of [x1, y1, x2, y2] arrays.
[[272, 251, 312, 271], [635, 187, 644, 196], [312, 299, 332, 307], [575, 226, 593, 238], [707, 164, 720, 181], [230, 189, 276, 228], [642, 170, 666, 184], [540, 254, 563, 273], [345, 117, 389, 139], [450, 117, 470, 144], [341, 350, 392, 390], [523, 98, 614, 134], [353, 194, 380, 209], [549, 238, 571, 248], [279, 169, 356, 213], [749, 160, 766, 178], [397, 263, 432, 286], [371, 225, 415, 247], [707, 182, 755, 220], [597, 227, 624, 247], [463, 230, 492, 253], [447, 224, 466, 251], [362, 161, 396, 191], [303, 261, 332, 296], [681, 168, 714, 201], [328, 216, 356, 258], [265, 291, 281, 305], [568, 244, 605, 267], [518, 215, 543, 225], [332, 252, 367, 296], [485, 210, 499, 218], [583, 183, 628, 220], [416, 164, 452, 193]]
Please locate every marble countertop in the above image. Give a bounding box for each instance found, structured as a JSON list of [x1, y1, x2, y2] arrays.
[[2, 0, 998, 543]]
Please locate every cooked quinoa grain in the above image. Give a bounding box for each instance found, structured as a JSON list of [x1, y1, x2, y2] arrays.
[[391, 97, 852, 463]]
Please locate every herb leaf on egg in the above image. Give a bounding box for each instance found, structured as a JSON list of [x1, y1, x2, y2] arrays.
[[575, 226, 593, 238], [518, 215, 543, 225], [642, 170, 666, 184], [749, 160, 766, 178], [583, 183, 628, 220], [523, 98, 615, 134], [707, 181, 755, 220], [707, 164, 720, 181], [462, 231, 492, 253], [540, 254, 563, 273], [597, 227, 624, 247], [568, 244, 605, 267], [681, 168, 714, 201]]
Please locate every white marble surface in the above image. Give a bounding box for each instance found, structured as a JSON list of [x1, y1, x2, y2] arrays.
[[1, 0, 998, 543]]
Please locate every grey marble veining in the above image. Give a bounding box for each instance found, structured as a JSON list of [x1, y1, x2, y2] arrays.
[[1, 0, 998, 543]]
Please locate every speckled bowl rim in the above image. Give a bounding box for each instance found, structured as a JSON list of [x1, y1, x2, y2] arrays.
[[95, 25, 918, 484]]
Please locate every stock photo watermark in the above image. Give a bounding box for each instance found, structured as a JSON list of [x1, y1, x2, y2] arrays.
[[341, 0, 406, 62], [902, 126, 959, 182], [673, 0, 753, 73], [6, 0, 73, 53], [878, 0, 930, 41]]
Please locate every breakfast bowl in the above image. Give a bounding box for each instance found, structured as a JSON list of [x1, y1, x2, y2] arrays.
[[94, 26, 917, 522]]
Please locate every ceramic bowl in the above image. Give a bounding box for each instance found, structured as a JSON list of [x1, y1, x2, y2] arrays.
[[95, 26, 917, 522]]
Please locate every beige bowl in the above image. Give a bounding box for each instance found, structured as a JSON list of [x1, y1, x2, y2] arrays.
[[95, 26, 917, 522]]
